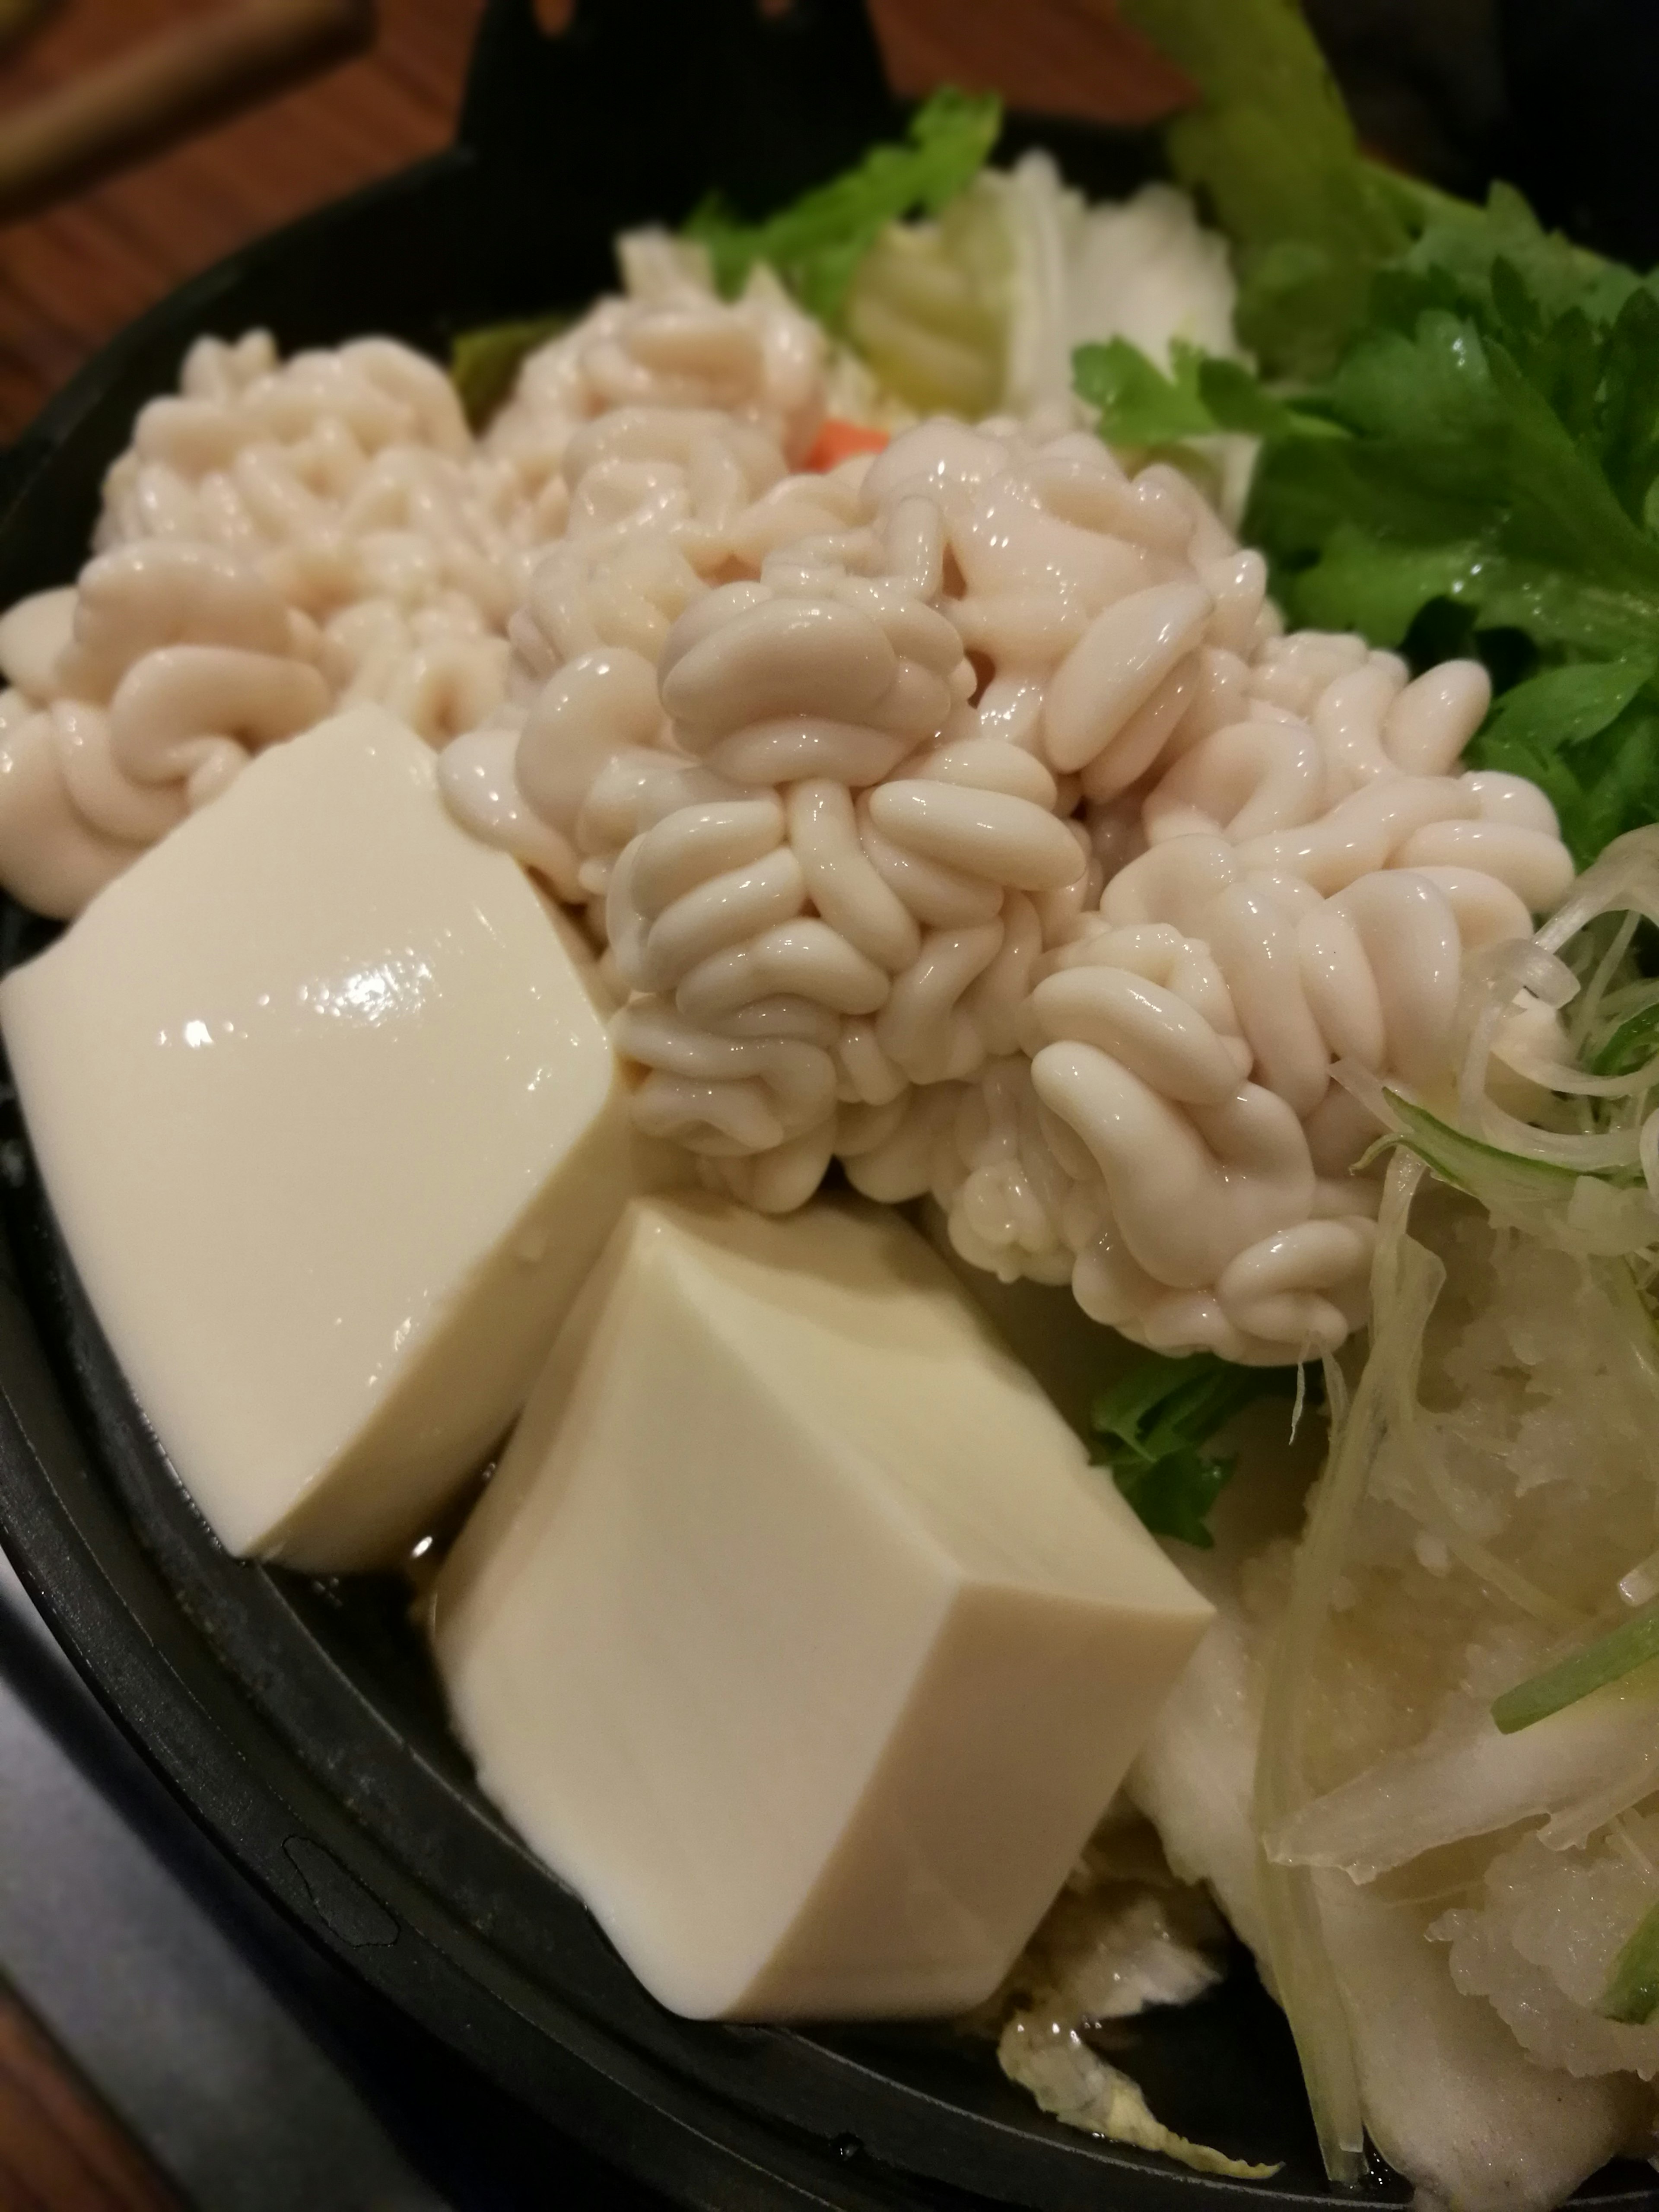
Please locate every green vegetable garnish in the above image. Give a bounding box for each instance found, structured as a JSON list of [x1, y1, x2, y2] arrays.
[[1381, 1092, 1582, 1199], [1084, 0, 1659, 871], [1589, 996, 1659, 1080], [1243, 245, 1659, 866], [1090, 1349, 1304, 1548], [1246, 249, 1659, 647], [1367, 1090, 1659, 1261], [685, 87, 1001, 328], [1491, 1602, 1659, 1733], [1598, 1897, 1659, 2025], [452, 90, 998, 426], [1471, 658, 1659, 871], [1074, 335, 1346, 450], [1073, 337, 1217, 446], [1115, 0, 1412, 380], [450, 315, 570, 430]]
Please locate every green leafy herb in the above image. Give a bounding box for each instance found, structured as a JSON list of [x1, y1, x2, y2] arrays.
[[1491, 1600, 1659, 1733], [1253, 299, 1659, 619], [1599, 1898, 1659, 2025], [1115, 0, 1412, 379], [1250, 229, 1659, 868], [1074, 336, 1345, 449], [1097, 3, 1659, 872], [685, 88, 1001, 328], [1075, 177, 1659, 868], [1074, 337, 1215, 445], [1470, 660, 1659, 870], [1475, 660, 1656, 764], [1090, 1348, 1304, 1548], [1388, 182, 1645, 376], [450, 315, 569, 429]]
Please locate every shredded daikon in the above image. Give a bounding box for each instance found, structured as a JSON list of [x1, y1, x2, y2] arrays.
[[1249, 1154, 1429, 2180]]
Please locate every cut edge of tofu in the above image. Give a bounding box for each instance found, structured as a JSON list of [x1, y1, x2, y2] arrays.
[[265, 1089, 641, 1572], [434, 1192, 1213, 2021]]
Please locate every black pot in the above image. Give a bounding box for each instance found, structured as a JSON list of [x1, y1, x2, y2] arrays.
[[0, 4, 1649, 2206]]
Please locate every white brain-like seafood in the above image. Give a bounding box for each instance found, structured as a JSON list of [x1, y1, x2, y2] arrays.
[[0, 266, 1576, 1364], [440, 355, 1572, 1365], [0, 264, 826, 920]]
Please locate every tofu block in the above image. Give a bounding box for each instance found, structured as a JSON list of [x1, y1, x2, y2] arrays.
[[433, 1194, 1213, 2021], [0, 706, 639, 1570]]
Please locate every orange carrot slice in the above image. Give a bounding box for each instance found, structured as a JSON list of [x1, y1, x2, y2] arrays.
[[804, 418, 890, 471]]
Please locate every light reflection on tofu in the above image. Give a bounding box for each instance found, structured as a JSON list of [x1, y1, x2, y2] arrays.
[[433, 1193, 1213, 2021], [0, 706, 642, 1570]]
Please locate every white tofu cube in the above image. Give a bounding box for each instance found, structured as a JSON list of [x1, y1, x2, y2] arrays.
[[1, 706, 640, 1570], [433, 1194, 1212, 2021]]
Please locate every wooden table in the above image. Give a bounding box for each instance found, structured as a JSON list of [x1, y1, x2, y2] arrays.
[[0, 2, 1183, 2202], [0, 1979, 181, 2210]]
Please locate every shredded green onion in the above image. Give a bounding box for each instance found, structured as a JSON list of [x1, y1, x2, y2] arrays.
[[1589, 999, 1659, 1079], [1491, 1605, 1659, 1733], [1383, 1091, 1580, 1198], [1370, 1090, 1659, 1259], [1599, 1897, 1659, 2024]]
